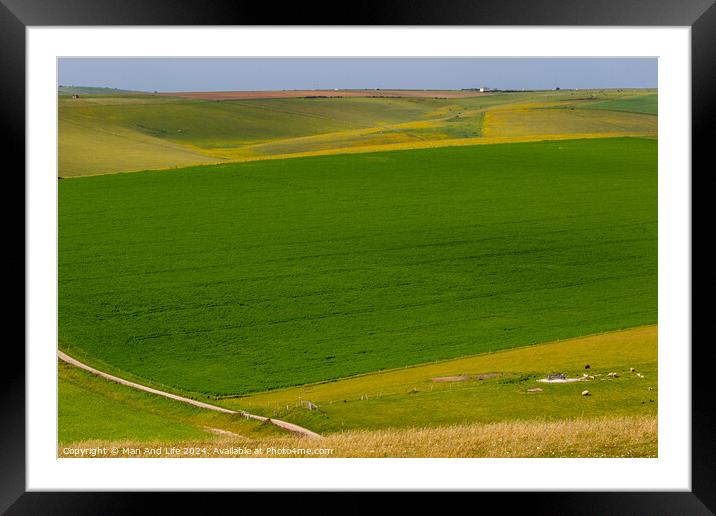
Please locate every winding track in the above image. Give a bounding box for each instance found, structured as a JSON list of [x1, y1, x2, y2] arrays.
[[58, 350, 322, 439]]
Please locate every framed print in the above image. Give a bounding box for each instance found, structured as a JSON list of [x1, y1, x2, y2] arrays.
[[5, 0, 714, 512]]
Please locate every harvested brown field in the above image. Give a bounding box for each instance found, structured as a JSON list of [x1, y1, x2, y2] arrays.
[[160, 89, 491, 100], [59, 415, 657, 458]]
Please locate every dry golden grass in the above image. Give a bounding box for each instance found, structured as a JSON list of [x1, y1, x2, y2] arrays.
[[59, 415, 656, 458], [196, 131, 651, 165], [59, 119, 224, 177], [198, 117, 456, 160], [202, 100, 651, 163]]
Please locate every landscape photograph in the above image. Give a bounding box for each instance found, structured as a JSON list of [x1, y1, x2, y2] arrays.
[[57, 57, 657, 458]]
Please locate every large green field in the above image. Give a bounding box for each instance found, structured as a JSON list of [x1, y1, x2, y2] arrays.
[[59, 137, 657, 397]]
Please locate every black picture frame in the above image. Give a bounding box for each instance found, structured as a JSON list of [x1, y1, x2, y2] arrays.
[[4, 0, 713, 513]]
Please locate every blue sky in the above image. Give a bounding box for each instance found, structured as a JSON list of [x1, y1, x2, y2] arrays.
[[58, 58, 657, 92]]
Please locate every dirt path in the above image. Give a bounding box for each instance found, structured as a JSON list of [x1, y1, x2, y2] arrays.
[[58, 350, 321, 439]]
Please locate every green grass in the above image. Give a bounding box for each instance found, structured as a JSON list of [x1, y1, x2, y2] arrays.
[[59, 95, 447, 149], [59, 85, 146, 96], [548, 92, 657, 116], [58, 361, 283, 444], [58, 95, 451, 176], [58, 89, 656, 176], [583, 93, 657, 115], [224, 326, 656, 433], [59, 117, 218, 178], [59, 138, 656, 397]]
